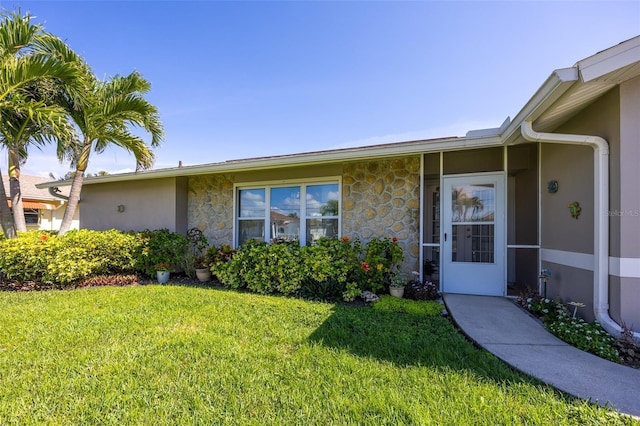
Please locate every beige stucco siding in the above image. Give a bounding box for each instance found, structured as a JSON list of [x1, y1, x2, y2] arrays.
[[542, 261, 596, 322], [80, 177, 187, 232], [540, 143, 594, 253], [609, 276, 640, 328], [619, 77, 640, 259]]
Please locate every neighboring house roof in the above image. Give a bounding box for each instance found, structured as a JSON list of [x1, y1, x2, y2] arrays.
[[35, 35, 640, 189], [2, 174, 70, 209]]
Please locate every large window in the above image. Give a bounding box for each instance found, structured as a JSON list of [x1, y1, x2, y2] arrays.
[[236, 181, 339, 246]]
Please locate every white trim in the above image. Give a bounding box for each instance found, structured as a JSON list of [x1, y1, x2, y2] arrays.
[[539, 250, 640, 279], [234, 178, 341, 247], [578, 36, 640, 83], [419, 153, 424, 283], [609, 257, 640, 279], [540, 248, 594, 271]]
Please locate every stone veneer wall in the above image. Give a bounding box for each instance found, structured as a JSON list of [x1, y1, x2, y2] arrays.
[[188, 175, 235, 245], [342, 156, 421, 272]]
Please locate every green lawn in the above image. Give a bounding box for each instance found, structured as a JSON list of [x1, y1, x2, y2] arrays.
[[0, 285, 633, 425]]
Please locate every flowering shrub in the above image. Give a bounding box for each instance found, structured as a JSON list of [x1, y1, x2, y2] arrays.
[[523, 295, 557, 321], [361, 237, 404, 293], [518, 292, 620, 362], [547, 305, 619, 362], [404, 272, 440, 301]]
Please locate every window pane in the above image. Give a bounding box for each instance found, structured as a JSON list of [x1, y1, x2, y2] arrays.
[[239, 189, 265, 218], [306, 184, 339, 217], [306, 218, 338, 243], [452, 224, 494, 263], [238, 220, 264, 245], [451, 184, 495, 223], [270, 187, 300, 242]]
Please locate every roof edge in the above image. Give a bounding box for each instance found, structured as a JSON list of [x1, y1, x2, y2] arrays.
[[578, 36, 640, 82]]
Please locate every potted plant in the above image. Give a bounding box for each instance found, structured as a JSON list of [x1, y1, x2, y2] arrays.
[[193, 255, 212, 282], [155, 263, 171, 284], [389, 269, 406, 298]]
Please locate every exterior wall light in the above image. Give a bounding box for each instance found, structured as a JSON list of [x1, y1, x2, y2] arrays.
[[117, 204, 125, 213]]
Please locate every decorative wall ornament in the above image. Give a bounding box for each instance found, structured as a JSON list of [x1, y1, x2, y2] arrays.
[[547, 180, 558, 193], [567, 201, 581, 219]]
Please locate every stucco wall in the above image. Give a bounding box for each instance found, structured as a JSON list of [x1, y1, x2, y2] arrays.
[[540, 143, 594, 253], [542, 261, 596, 322], [80, 177, 187, 232], [342, 157, 421, 273]]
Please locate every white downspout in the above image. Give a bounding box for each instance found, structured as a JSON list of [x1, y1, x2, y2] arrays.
[[521, 121, 640, 341]]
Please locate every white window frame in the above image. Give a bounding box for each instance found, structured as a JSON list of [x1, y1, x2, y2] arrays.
[[233, 177, 341, 247]]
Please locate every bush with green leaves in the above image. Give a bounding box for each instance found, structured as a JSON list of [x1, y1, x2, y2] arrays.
[[518, 293, 620, 363], [546, 304, 620, 362], [133, 228, 190, 277], [361, 237, 404, 293], [0, 230, 140, 286], [213, 236, 406, 302]]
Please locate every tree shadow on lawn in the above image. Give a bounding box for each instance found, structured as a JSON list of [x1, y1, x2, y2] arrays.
[[306, 303, 540, 386]]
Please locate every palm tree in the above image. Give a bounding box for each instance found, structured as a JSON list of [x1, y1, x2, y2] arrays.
[[1, 85, 77, 232], [57, 71, 164, 234], [0, 11, 82, 236]]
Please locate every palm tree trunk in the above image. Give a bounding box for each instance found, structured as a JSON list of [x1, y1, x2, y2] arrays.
[[0, 170, 17, 238], [58, 143, 90, 235], [8, 150, 26, 232], [58, 170, 84, 235]]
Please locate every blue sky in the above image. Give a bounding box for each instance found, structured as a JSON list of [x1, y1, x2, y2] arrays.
[[1, 1, 639, 178]]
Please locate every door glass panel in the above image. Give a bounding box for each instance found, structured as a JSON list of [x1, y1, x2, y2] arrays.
[[451, 184, 495, 223], [451, 184, 495, 263]]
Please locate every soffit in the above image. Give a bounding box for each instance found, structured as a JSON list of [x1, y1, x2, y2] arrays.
[[532, 80, 615, 132]]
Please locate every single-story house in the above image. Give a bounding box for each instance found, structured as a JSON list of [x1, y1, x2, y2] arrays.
[[38, 36, 640, 339], [2, 174, 79, 231]]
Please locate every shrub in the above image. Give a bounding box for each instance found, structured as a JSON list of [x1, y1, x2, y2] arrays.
[[0, 230, 139, 286], [361, 237, 404, 293], [404, 276, 440, 301], [518, 292, 620, 363], [133, 229, 189, 277], [214, 236, 406, 302]]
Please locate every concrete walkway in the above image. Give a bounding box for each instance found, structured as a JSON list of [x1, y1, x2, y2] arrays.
[[442, 293, 640, 418]]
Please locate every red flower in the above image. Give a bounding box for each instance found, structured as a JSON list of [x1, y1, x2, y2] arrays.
[[39, 235, 49, 241], [392, 237, 398, 243], [341, 236, 350, 243], [361, 262, 370, 272]]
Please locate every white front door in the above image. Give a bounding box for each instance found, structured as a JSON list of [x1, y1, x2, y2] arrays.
[[442, 173, 505, 296]]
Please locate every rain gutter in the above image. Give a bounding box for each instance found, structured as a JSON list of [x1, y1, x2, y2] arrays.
[[521, 121, 639, 341]]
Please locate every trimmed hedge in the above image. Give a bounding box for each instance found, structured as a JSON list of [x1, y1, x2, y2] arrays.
[[0, 230, 140, 286], [0, 230, 406, 302]]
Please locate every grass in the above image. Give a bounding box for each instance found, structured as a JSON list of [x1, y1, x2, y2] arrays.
[[0, 285, 634, 425]]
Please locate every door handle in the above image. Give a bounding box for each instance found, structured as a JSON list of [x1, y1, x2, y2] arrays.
[[444, 232, 447, 242]]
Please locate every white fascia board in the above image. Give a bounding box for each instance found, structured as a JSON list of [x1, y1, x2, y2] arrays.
[[36, 135, 502, 188], [500, 67, 579, 143], [578, 36, 640, 82]]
